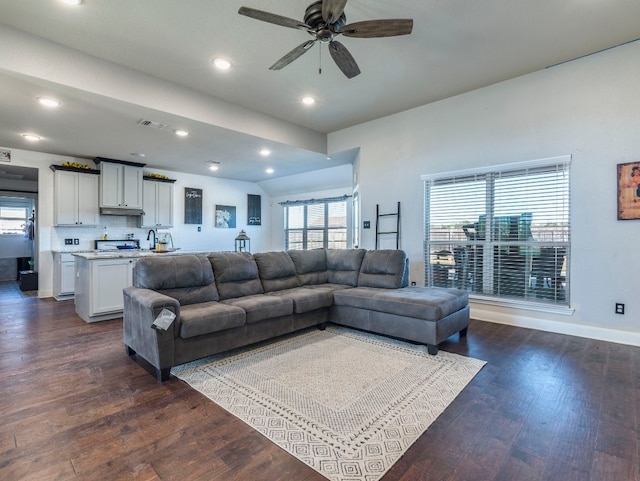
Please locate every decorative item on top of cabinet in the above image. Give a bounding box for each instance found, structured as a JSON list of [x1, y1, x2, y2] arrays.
[[94, 157, 145, 213], [140, 177, 176, 228], [50, 165, 100, 226]]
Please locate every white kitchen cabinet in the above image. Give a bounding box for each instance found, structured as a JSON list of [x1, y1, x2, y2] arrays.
[[99, 161, 143, 209], [53, 252, 76, 299], [91, 258, 134, 315], [140, 180, 174, 228], [75, 256, 137, 322], [53, 169, 100, 226]]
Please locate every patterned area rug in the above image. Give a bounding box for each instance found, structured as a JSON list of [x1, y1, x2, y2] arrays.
[[172, 326, 485, 481]]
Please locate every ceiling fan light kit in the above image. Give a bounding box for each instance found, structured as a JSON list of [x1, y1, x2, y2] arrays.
[[238, 0, 413, 79]]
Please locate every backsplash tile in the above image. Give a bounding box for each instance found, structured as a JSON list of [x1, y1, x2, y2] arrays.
[[51, 216, 164, 251]]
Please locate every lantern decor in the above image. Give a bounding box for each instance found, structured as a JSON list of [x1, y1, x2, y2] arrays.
[[235, 230, 250, 253]]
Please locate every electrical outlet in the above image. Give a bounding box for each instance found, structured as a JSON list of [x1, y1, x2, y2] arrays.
[[73, 239, 79, 245], [363, 221, 371, 229], [615, 303, 625, 315], [64, 238, 73, 245]]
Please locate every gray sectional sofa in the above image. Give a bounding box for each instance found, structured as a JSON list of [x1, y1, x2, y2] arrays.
[[123, 249, 469, 381]]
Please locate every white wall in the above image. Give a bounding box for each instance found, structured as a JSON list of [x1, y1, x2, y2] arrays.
[[163, 170, 271, 254], [328, 40, 640, 346], [2, 148, 272, 297]]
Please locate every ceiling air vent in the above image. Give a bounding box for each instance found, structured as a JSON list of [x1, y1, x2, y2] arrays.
[[137, 119, 168, 130]]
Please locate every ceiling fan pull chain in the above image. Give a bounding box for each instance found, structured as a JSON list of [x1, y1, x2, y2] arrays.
[[319, 43, 322, 75]]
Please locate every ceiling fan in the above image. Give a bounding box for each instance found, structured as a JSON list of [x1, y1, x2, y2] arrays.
[[238, 0, 413, 79]]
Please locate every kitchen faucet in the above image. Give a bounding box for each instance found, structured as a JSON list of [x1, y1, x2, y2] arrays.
[[146, 229, 156, 249]]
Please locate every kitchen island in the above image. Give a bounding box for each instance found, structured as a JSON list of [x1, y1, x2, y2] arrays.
[[73, 250, 206, 323]]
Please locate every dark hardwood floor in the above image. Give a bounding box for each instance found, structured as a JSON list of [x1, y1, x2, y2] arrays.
[[0, 282, 638, 481]]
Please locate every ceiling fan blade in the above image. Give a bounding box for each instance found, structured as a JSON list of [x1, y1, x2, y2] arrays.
[[322, 0, 348, 24], [238, 6, 311, 30], [328, 41, 360, 79], [269, 40, 317, 70], [342, 19, 414, 38]]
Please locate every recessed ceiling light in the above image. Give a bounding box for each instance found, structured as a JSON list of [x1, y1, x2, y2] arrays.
[[265, 168, 274, 174], [174, 129, 189, 137], [212, 57, 232, 70], [61, 0, 82, 5], [130, 152, 146, 158], [37, 97, 61, 107], [260, 148, 271, 157], [301, 96, 316, 106], [21, 133, 41, 142], [208, 160, 221, 171]]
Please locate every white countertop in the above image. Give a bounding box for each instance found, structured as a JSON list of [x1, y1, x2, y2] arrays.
[[72, 249, 211, 260]]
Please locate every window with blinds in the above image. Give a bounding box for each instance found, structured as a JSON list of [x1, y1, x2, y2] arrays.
[[0, 194, 33, 236], [423, 156, 571, 307], [284, 200, 348, 250]]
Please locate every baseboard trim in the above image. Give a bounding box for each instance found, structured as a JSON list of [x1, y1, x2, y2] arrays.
[[471, 306, 640, 348]]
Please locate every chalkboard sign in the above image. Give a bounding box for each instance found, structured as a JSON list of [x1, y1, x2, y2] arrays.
[[184, 187, 202, 224], [248, 194, 261, 226]]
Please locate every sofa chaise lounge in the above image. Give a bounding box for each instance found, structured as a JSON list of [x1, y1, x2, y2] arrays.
[[123, 249, 469, 381]]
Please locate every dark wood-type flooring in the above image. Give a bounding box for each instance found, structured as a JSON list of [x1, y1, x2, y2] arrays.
[[1, 280, 638, 481]]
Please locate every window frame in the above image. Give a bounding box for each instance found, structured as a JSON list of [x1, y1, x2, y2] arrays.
[[422, 155, 571, 309], [283, 198, 350, 251], [0, 205, 29, 235]]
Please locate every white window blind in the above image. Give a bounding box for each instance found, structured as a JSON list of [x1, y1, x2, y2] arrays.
[[423, 156, 571, 306], [283, 198, 348, 250], [0, 206, 28, 234]]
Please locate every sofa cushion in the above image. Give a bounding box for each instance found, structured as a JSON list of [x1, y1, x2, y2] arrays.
[[305, 283, 353, 292], [221, 294, 294, 323], [326, 249, 366, 286], [288, 249, 328, 285], [333, 286, 468, 322], [358, 250, 408, 289], [134, 254, 219, 305], [267, 287, 334, 314], [254, 251, 301, 292], [209, 252, 264, 300], [179, 301, 246, 338]]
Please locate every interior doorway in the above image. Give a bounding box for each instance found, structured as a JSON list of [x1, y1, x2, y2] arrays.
[[0, 165, 39, 297]]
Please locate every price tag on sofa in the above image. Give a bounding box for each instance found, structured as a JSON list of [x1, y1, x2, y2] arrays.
[[152, 308, 176, 331]]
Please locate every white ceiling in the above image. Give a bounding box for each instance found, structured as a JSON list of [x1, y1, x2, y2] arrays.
[[1, 0, 640, 185]]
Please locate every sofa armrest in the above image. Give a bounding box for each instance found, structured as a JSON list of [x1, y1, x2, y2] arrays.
[[123, 286, 181, 373]]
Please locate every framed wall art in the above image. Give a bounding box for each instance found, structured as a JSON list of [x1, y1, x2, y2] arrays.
[[617, 162, 640, 220], [215, 204, 236, 228], [184, 187, 203, 224], [248, 194, 261, 225], [0, 148, 10, 162]]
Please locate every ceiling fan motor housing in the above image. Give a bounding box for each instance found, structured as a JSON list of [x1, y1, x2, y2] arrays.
[[305, 1, 346, 30]]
